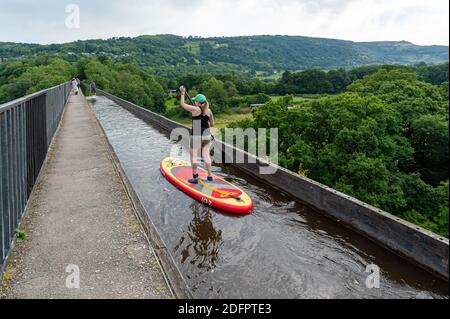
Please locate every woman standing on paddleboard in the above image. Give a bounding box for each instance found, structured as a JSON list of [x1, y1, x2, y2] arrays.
[[179, 85, 215, 184]]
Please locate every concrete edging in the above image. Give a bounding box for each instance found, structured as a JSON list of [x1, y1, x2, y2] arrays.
[[97, 90, 449, 281], [86, 95, 193, 299]]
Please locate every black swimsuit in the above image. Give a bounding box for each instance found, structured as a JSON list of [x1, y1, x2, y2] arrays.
[[191, 110, 211, 137]]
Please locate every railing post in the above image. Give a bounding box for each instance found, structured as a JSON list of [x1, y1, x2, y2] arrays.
[[12, 107, 18, 233], [4, 111, 11, 254], [0, 82, 70, 267], [18, 103, 27, 220], [0, 111, 6, 263]]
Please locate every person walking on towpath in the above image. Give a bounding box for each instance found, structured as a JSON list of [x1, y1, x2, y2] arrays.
[[90, 81, 97, 96], [71, 78, 79, 95]]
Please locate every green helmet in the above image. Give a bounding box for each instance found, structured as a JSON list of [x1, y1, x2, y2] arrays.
[[191, 94, 207, 104]]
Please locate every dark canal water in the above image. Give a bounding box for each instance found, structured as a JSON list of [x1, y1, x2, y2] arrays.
[[89, 96, 448, 299]]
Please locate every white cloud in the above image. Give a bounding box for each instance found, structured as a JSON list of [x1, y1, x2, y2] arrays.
[[0, 0, 448, 45]]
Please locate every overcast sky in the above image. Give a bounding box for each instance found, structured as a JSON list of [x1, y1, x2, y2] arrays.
[[0, 0, 448, 45]]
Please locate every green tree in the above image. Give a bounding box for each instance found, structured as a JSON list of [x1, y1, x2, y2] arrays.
[[200, 77, 228, 113], [327, 69, 352, 93], [348, 68, 449, 184], [223, 80, 238, 98], [231, 88, 449, 237], [0, 57, 74, 103], [84, 60, 114, 90], [416, 62, 449, 85], [410, 114, 449, 184]]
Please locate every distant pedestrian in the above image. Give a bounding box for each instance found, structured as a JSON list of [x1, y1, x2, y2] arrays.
[[90, 81, 97, 96], [71, 78, 79, 95], [76, 78, 81, 90]]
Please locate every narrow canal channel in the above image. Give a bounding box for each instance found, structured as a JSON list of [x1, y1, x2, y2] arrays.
[[89, 96, 448, 299]]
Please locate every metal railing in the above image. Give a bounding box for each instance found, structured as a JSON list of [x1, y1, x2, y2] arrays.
[[0, 82, 71, 267]]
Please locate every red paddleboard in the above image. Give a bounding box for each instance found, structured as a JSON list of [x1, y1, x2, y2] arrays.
[[160, 157, 253, 214]]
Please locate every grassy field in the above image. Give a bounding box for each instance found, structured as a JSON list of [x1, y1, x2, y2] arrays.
[[211, 112, 253, 128], [165, 93, 331, 127], [166, 112, 253, 129], [165, 98, 253, 128], [255, 71, 283, 81], [164, 93, 326, 128], [183, 43, 200, 54], [270, 95, 309, 103], [164, 93, 328, 127], [270, 94, 330, 105]]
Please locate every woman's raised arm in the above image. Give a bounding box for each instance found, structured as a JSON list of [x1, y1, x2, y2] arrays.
[[179, 86, 198, 113]]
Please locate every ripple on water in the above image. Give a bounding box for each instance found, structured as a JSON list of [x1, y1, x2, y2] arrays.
[[89, 96, 448, 299]]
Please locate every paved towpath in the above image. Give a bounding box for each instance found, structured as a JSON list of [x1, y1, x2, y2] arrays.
[[1, 92, 174, 299]]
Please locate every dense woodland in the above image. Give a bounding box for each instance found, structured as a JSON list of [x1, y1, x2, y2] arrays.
[[230, 68, 449, 237], [1, 35, 448, 79], [0, 47, 448, 237]]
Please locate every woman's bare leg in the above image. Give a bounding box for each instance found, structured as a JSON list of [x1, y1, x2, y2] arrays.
[[190, 145, 199, 177], [202, 144, 212, 177]]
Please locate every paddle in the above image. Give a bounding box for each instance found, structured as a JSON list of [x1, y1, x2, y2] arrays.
[[185, 91, 195, 106], [178, 86, 195, 105], [198, 179, 242, 201]]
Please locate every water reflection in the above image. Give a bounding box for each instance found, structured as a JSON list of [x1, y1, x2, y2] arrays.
[[175, 202, 223, 271], [90, 95, 449, 299]]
